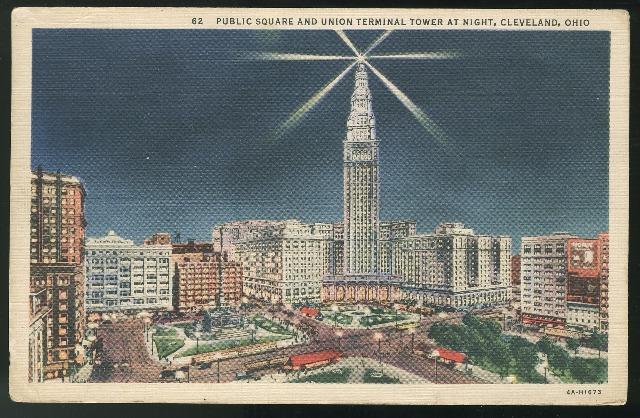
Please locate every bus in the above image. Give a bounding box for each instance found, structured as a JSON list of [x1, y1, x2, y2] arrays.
[[244, 356, 289, 374], [396, 322, 419, 330], [283, 350, 341, 371]]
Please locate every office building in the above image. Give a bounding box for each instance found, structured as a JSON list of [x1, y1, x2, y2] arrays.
[[85, 231, 173, 312]]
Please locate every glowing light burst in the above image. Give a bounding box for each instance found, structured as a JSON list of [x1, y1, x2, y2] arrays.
[[363, 61, 448, 147], [270, 62, 357, 142], [258, 30, 460, 146]]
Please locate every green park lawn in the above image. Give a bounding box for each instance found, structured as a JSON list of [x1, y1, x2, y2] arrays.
[[153, 336, 185, 359], [176, 334, 290, 358], [325, 312, 354, 326], [362, 368, 401, 384], [153, 326, 179, 337], [253, 316, 294, 335], [359, 314, 408, 328], [291, 368, 353, 383]]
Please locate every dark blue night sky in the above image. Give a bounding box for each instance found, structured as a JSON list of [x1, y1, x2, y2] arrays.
[[31, 29, 609, 250]]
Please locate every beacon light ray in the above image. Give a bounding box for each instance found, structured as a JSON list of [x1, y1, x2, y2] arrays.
[[363, 60, 451, 148], [335, 30, 362, 57], [269, 61, 357, 142], [363, 30, 394, 56], [246, 52, 355, 61], [367, 51, 462, 60]]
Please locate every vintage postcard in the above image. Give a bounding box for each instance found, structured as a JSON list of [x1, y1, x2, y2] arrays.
[[10, 8, 629, 404]]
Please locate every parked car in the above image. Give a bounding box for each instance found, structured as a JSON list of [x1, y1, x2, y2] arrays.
[[235, 371, 250, 380], [159, 369, 176, 379], [198, 362, 212, 370]]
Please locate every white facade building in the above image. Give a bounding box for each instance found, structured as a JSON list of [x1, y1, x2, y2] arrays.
[[85, 231, 173, 312], [224, 220, 330, 305], [395, 222, 511, 308], [520, 233, 575, 327], [566, 303, 600, 331]]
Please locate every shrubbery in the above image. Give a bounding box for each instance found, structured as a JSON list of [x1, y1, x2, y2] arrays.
[[429, 315, 545, 383]]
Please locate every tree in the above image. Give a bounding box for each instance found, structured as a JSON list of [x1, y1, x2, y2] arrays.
[[569, 357, 607, 383], [588, 331, 608, 354], [509, 336, 541, 381], [566, 338, 581, 355], [536, 336, 553, 356], [547, 345, 570, 372], [202, 311, 213, 333]]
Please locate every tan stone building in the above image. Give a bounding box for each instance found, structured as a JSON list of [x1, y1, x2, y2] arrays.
[[394, 222, 511, 308]]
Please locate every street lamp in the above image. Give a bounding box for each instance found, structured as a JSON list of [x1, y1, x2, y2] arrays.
[[393, 303, 400, 328], [87, 335, 97, 364], [331, 304, 339, 328], [408, 328, 416, 354], [143, 317, 152, 342], [335, 330, 344, 351], [433, 352, 440, 384], [374, 332, 384, 374]]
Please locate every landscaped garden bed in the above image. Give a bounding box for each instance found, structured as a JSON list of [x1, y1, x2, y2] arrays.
[[253, 315, 295, 335], [153, 335, 185, 359], [291, 368, 353, 383], [362, 368, 401, 384]]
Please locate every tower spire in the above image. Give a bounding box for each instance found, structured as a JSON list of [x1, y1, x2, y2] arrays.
[[347, 64, 376, 141]]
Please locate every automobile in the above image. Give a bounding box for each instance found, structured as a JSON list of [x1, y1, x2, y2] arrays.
[[101, 320, 113, 325], [235, 371, 250, 380], [159, 369, 176, 379], [198, 362, 212, 370]]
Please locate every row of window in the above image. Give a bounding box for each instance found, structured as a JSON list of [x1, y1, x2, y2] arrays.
[[523, 243, 565, 254]]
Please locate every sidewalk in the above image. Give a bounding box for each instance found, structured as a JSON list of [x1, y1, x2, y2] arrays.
[[72, 363, 93, 383], [453, 363, 510, 384]]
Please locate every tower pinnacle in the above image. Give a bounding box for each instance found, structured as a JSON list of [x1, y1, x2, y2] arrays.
[[347, 64, 376, 141]]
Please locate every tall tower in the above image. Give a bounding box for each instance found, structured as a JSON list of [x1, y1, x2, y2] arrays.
[[343, 63, 380, 275]]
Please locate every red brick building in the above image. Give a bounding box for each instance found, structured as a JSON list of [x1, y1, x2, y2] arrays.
[[31, 168, 86, 264], [598, 232, 609, 333], [30, 264, 85, 380], [172, 243, 242, 311], [565, 238, 602, 332], [30, 168, 87, 380]]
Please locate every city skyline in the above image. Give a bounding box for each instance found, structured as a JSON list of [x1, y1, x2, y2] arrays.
[[31, 29, 610, 249]]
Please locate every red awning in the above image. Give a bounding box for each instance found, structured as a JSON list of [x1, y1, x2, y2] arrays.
[[434, 347, 466, 363], [288, 350, 341, 367], [300, 306, 319, 317]]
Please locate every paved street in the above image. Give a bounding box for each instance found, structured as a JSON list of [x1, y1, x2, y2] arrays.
[[89, 307, 485, 384], [89, 319, 163, 383]]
